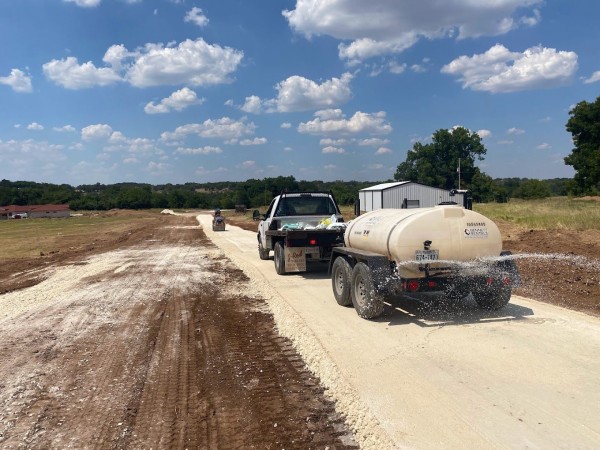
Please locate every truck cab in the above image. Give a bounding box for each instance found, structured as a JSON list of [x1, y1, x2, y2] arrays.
[[257, 192, 344, 273]]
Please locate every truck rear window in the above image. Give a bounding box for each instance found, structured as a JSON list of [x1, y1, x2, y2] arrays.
[[275, 197, 337, 216]]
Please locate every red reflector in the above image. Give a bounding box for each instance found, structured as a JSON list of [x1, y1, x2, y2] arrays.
[[309, 239, 317, 245], [486, 277, 494, 286], [407, 280, 420, 292], [502, 276, 511, 286], [428, 281, 437, 288]]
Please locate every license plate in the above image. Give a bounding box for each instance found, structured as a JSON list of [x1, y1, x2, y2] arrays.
[[305, 246, 320, 255], [415, 250, 439, 261]]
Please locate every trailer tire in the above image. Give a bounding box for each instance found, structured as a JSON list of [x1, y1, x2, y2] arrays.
[[331, 257, 352, 306], [351, 262, 384, 319], [274, 241, 286, 275], [473, 283, 511, 310], [258, 239, 270, 260]]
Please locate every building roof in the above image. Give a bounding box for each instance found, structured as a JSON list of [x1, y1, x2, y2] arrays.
[[359, 181, 410, 192], [0, 204, 71, 213]]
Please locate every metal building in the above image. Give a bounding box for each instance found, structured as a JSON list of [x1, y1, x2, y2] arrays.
[[358, 181, 469, 213]]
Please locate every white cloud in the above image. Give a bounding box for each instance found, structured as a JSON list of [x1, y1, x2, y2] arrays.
[[82, 124, 113, 140], [583, 70, 600, 84], [358, 138, 389, 147], [184, 7, 209, 27], [270, 73, 353, 112], [240, 137, 267, 146], [53, 125, 76, 132], [196, 166, 229, 176], [175, 146, 222, 155], [322, 146, 345, 154], [241, 160, 256, 169], [367, 163, 384, 169], [298, 110, 392, 136], [63, 0, 101, 7], [536, 143, 551, 150], [507, 127, 525, 135], [476, 129, 492, 138], [321, 138, 349, 146], [43, 38, 243, 90], [161, 117, 257, 142], [281, 122, 292, 129], [0, 69, 33, 93], [283, 0, 543, 63], [375, 147, 392, 155], [241, 95, 263, 114], [27, 122, 44, 131], [147, 161, 170, 173], [442, 44, 578, 93], [497, 140, 514, 145], [126, 39, 243, 88], [144, 87, 203, 114], [0, 139, 67, 174], [242, 73, 353, 113], [324, 164, 337, 170], [43, 57, 121, 89]]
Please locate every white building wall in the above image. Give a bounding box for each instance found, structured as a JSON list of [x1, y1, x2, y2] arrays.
[[359, 182, 465, 212]]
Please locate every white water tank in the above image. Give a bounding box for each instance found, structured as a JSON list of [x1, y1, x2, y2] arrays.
[[345, 206, 503, 278]]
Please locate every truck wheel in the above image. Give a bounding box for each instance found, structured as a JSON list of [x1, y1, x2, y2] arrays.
[[258, 239, 270, 260], [331, 257, 352, 306], [473, 284, 511, 310], [351, 262, 384, 319], [274, 241, 286, 275]]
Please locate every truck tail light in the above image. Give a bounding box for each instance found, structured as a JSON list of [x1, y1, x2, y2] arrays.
[[309, 239, 317, 246], [407, 280, 420, 292]]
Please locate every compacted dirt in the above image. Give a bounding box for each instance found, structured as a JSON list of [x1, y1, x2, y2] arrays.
[[1, 208, 599, 449], [0, 213, 356, 449]]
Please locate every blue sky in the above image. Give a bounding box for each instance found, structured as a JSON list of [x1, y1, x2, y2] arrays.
[[1, 0, 599, 186]]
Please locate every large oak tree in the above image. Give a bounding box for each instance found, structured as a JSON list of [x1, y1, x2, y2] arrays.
[[564, 96, 600, 195], [394, 127, 487, 190]]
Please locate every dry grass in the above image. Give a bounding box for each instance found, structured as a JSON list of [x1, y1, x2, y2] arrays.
[[0, 211, 157, 260], [474, 197, 600, 231]]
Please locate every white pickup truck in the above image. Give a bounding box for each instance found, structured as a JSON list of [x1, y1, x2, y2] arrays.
[[257, 192, 345, 274]]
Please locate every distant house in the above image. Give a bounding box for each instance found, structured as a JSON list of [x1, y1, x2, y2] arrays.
[[0, 204, 71, 219]]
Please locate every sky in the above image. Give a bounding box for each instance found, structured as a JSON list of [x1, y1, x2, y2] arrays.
[[1, 0, 599, 186]]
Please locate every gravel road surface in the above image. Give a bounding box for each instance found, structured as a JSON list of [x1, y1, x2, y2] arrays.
[[197, 214, 600, 449]]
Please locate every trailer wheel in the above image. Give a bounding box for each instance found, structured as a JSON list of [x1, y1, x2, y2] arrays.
[[473, 283, 511, 310], [258, 239, 270, 260], [274, 241, 286, 275], [351, 262, 384, 319], [331, 257, 352, 306]]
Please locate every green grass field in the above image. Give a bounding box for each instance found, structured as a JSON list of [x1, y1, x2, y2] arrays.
[[474, 197, 600, 231]]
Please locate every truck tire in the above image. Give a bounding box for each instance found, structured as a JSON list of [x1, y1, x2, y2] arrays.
[[331, 257, 352, 306], [473, 283, 511, 310], [258, 239, 270, 260], [274, 241, 286, 275], [351, 262, 385, 319]]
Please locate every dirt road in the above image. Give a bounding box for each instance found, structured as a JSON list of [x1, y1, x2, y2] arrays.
[[0, 216, 357, 449], [197, 214, 600, 449]]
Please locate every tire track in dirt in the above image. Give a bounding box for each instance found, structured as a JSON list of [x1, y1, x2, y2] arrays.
[[0, 216, 357, 449]]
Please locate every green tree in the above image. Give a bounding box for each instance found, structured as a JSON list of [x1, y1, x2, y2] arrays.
[[394, 127, 486, 190], [564, 96, 600, 195], [513, 179, 551, 199]]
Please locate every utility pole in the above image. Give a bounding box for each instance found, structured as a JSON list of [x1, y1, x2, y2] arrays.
[[457, 158, 461, 189]]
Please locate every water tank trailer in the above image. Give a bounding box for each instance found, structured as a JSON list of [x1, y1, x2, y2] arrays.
[[329, 205, 519, 319]]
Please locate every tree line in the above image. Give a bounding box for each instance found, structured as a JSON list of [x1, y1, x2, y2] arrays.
[[2, 95, 597, 210], [0, 176, 572, 211]]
